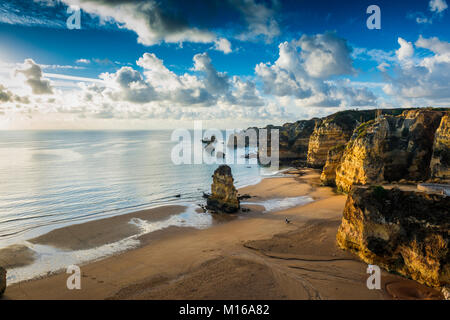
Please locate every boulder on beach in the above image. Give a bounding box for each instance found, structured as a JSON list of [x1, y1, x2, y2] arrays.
[[206, 165, 240, 213], [0, 266, 6, 297]]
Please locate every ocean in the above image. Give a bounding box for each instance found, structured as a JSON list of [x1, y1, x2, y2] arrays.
[[0, 130, 274, 246], [0, 130, 314, 283]]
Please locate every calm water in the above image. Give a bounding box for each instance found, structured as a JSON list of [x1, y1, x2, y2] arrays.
[[0, 130, 274, 247]]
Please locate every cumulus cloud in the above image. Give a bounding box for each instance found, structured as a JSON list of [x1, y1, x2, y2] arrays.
[[80, 51, 265, 113], [0, 84, 14, 102], [228, 76, 265, 107], [429, 0, 448, 13], [255, 33, 375, 108], [99, 66, 156, 104], [15, 59, 53, 94], [295, 33, 354, 78], [396, 38, 414, 61], [213, 38, 232, 54], [193, 53, 229, 95], [382, 35, 450, 105]]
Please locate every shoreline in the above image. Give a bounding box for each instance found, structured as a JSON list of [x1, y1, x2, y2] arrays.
[[0, 166, 287, 283], [2, 169, 444, 299]]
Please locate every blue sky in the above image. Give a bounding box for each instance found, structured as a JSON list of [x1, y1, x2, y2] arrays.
[[0, 0, 449, 129]]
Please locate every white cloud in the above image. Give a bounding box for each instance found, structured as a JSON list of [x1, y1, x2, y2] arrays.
[[255, 33, 376, 108], [99, 66, 157, 104], [76, 51, 268, 116], [76, 59, 91, 64], [0, 84, 14, 102], [409, 0, 448, 25], [396, 37, 414, 61], [213, 38, 232, 54], [193, 53, 229, 95], [14, 59, 53, 95], [382, 35, 450, 106], [296, 33, 355, 78], [377, 62, 390, 72], [429, 0, 448, 13]]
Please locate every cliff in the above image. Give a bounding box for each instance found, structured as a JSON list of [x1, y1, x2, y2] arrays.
[[430, 115, 450, 181], [306, 109, 408, 168], [275, 119, 317, 165], [337, 186, 449, 288], [306, 120, 352, 168], [206, 165, 240, 213], [229, 120, 317, 165], [335, 110, 446, 192], [320, 144, 346, 186]]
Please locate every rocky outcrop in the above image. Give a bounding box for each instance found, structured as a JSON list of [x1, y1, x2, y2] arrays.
[[275, 119, 317, 165], [307, 121, 353, 168], [320, 144, 346, 186], [337, 186, 449, 288], [229, 120, 317, 165], [206, 165, 240, 213], [335, 110, 446, 193], [430, 115, 450, 181], [306, 109, 407, 168], [0, 266, 5, 297]]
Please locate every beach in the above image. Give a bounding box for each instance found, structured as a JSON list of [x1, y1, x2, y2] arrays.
[[1, 169, 443, 300]]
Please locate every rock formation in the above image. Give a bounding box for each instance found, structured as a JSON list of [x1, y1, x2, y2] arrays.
[[277, 119, 317, 165], [0, 266, 5, 297], [307, 120, 353, 168], [335, 110, 446, 192], [430, 114, 450, 181], [337, 186, 449, 288], [206, 165, 240, 213], [229, 108, 412, 167], [320, 144, 346, 186], [306, 109, 408, 168]]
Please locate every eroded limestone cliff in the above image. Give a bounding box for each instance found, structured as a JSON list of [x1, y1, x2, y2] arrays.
[[335, 110, 446, 192], [307, 121, 352, 168], [320, 144, 346, 186], [306, 109, 408, 168], [430, 115, 450, 181], [337, 186, 449, 288]]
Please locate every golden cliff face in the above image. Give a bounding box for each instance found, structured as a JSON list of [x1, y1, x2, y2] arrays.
[[337, 186, 449, 288], [307, 121, 352, 168], [335, 110, 445, 193], [430, 114, 450, 181], [320, 144, 346, 186], [335, 119, 388, 192]]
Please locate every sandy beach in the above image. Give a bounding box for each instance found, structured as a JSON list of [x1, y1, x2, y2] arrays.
[[1, 169, 443, 300]]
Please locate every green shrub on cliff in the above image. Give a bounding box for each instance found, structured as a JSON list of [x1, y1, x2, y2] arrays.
[[355, 120, 375, 139]]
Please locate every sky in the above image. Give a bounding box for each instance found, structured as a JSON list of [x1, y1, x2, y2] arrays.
[[0, 0, 449, 130]]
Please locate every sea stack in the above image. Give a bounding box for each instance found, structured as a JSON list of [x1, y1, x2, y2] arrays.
[[0, 266, 6, 297], [206, 165, 240, 213]]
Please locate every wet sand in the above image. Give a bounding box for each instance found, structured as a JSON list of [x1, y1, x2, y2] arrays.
[[29, 205, 187, 250], [2, 169, 443, 300], [0, 245, 36, 269]]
